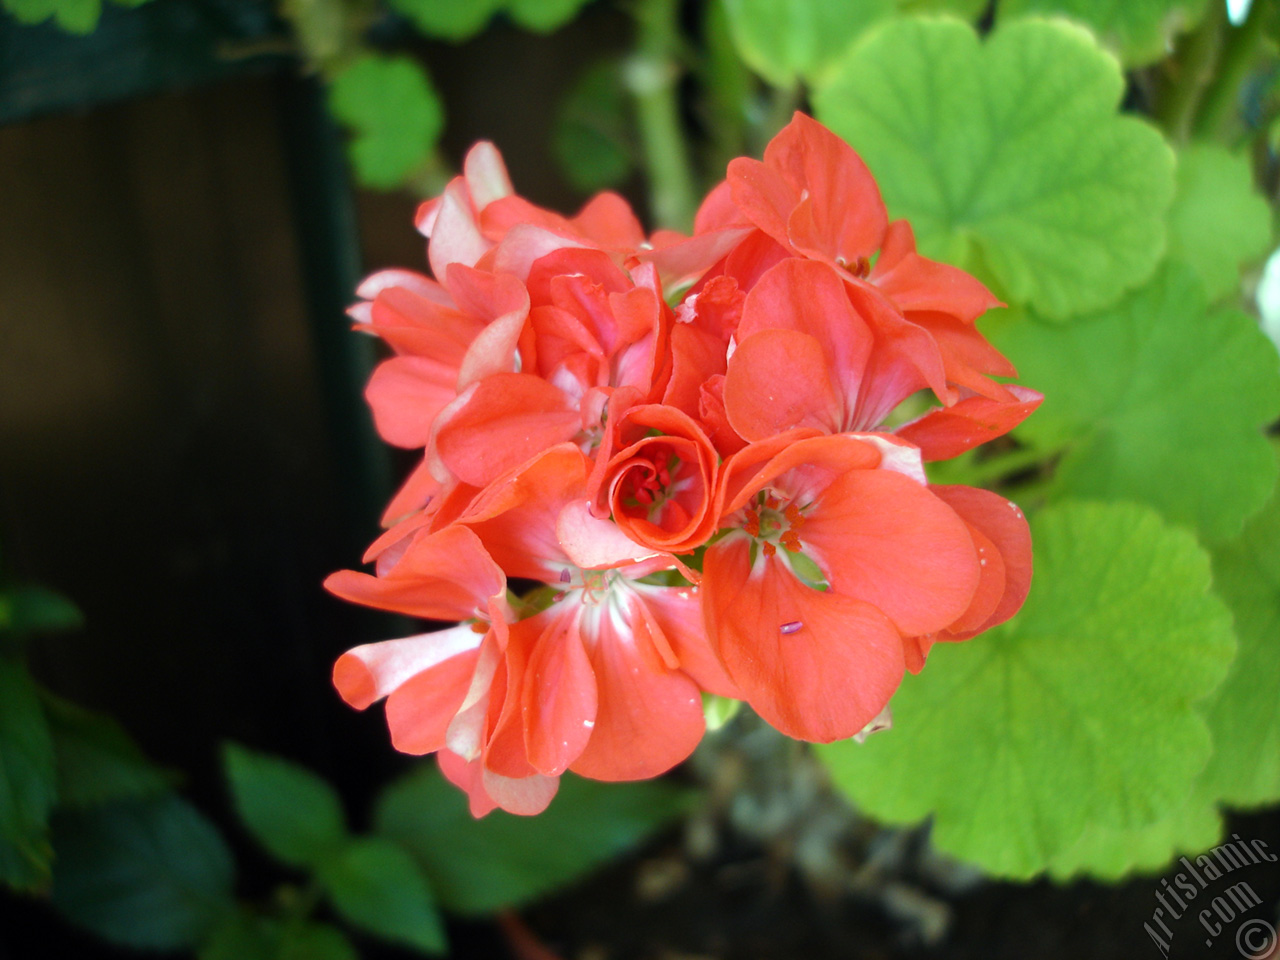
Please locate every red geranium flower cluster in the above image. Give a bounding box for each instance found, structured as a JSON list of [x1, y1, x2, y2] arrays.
[[326, 114, 1040, 816]]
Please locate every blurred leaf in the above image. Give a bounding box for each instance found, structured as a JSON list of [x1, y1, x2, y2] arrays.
[[1047, 797, 1223, 880], [553, 61, 635, 192], [52, 796, 235, 949], [506, 0, 594, 33], [375, 766, 694, 915], [2, 0, 102, 33], [988, 264, 1280, 541], [223, 742, 346, 869], [44, 694, 172, 808], [998, 0, 1211, 66], [817, 501, 1236, 878], [1167, 143, 1272, 302], [0, 584, 83, 635], [280, 0, 346, 65], [897, 0, 988, 16], [814, 17, 1174, 319], [386, 0, 502, 41], [201, 909, 358, 960], [0, 658, 55, 889], [721, 0, 895, 87], [1202, 481, 1280, 807], [328, 54, 444, 190], [317, 837, 445, 954]]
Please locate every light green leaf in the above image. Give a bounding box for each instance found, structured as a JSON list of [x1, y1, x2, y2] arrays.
[[223, 743, 346, 869], [317, 837, 445, 954], [386, 0, 502, 40], [817, 501, 1236, 878], [1202, 481, 1280, 807], [998, 0, 1211, 66], [506, 0, 594, 33], [553, 61, 635, 193], [1167, 143, 1272, 302], [44, 694, 172, 808], [1047, 798, 1223, 881], [721, 0, 895, 88], [814, 17, 1174, 319], [52, 796, 235, 950], [375, 767, 694, 915], [0, 658, 55, 889], [897, 0, 988, 17], [988, 264, 1280, 541], [328, 54, 445, 190], [2, 0, 102, 33]]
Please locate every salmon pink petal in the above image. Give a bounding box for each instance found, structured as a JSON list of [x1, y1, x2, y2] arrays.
[[726, 156, 799, 251], [913, 312, 1018, 398], [632, 582, 741, 698], [764, 113, 887, 266], [637, 227, 752, 293], [356, 269, 448, 304], [462, 141, 514, 210], [903, 635, 934, 675], [930, 486, 1032, 639], [895, 387, 1043, 461], [801, 470, 980, 636], [520, 611, 598, 776], [429, 179, 491, 280], [571, 191, 646, 251], [491, 224, 590, 280], [385, 648, 482, 754], [664, 323, 728, 417], [333, 623, 483, 710], [380, 457, 442, 527], [557, 500, 664, 569], [438, 749, 499, 818], [704, 540, 904, 742], [725, 329, 844, 439], [693, 179, 741, 233], [366, 356, 458, 449], [569, 604, 703, 781], [940, 521, 1006, 636], [845, 282, 951, 421], [433, 373, 580, 487], [481, 767, 559, 816], [872, 221, 1001, 324]]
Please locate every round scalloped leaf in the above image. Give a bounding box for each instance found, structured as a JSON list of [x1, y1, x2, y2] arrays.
[[816, 501, 1236, 879], [988, 264, 1280, 541], [328, 55, 445, 190], [1168, 144, 1273, 302], [1201, 479, 1280, 808], [813, 17, 1174, 319], [721, 0, 895, 88], [385, 0, 503, 41], [998, 0, 1211, 66], [1046, 798, 1222, 881], [507, 0, 595, 33]]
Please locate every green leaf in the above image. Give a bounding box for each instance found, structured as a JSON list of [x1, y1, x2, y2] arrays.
[[44, 694, 172, 808], [223, 742, 346, 869], [813, 17, 1174, 319], [2, 0, 102, 33], [201, 909, 358, 960], [375, 766, 694, 915], [328, 54, 445, 190], [998, 0, 1211, 66], [816, 501, 1236, 878], [1201, 481, 1280, 807], [1047, 798, 1223, 881], [506, 0, 594, 33], [0, 584, 83, 635], [1167, 143, 1272, 302], [896, 0, 988, 17], [317, 837, 446, 954], [385, 0, 502, 41], [721, 0, 895, 88], [988, 264, 1280, 541], [0, 658, 55, 889], [52, 796, 235, 950], [552, 61, 635, 193]]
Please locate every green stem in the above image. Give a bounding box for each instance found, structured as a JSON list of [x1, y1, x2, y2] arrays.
[[1193, 0, 1270, 140], [1156, 1, 1226, 144], [626, 0, 698, 231]]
